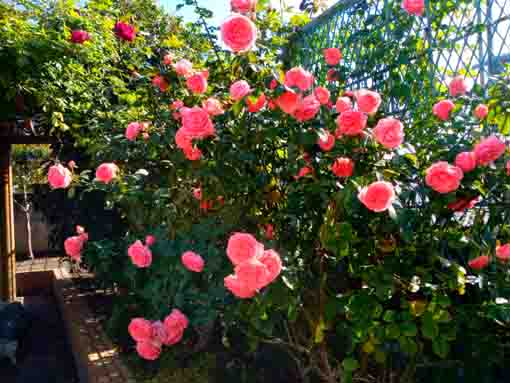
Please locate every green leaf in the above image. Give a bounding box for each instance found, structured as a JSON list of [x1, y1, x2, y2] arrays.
[[342, 357, 360, 372], [432, 338, 450, 358]]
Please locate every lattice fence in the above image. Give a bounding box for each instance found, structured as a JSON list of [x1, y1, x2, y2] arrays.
[[286, 0, 510, 110]]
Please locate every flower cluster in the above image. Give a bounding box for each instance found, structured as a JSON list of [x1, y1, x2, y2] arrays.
[[224, 233, 282, 298], [64, 225, 89, 262], [128, 309, 188, 360]]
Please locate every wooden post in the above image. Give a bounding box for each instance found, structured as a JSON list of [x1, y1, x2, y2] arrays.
[[0, 143, 16, 301]]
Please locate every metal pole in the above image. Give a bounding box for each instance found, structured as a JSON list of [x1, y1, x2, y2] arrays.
[[0, 143, 16, 301]]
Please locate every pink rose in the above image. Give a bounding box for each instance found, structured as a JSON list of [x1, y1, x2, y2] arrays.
[[227, 232, 263, 265], [294, 166, 313, 180], [474, 104, 489, 119], [125, 122, 142, 141], [151, 321, 168, 345], [402, 0, 424, 16], [269, 79, 278, 90], [246, 93, 266, 113], [193, 187, 202, 200], [230, 80, 251, 100], [173, 59, 193, 77], [231, 0, 256, 12], [128, 240, 152, 268], [64, 235, 84, 261], [284, 67, 314, 91], [336, 110, 368, 136], [258, 249, 282, 286], [468, 255, 489, 270], [163, 53, 173, 66], [48, 164, 72, 189], [358, 181, 396, 212], [181, 251, 205, 272], [335, 96, 353, 113], [447, 196, 479, 212], [323, 48, 342, 66], [175, 128, 192, 150], [496, 244, 510, 262], [372, 117, 404, 149], [293, 95, 320, 122], [200, 199, 213, 211], [454, 151, 477, 172], [95, 163, 119, 184], [145, 235, 156, 246], [425, 161, 463, 193], [114, 21, 135, 42], [264, 224, 274, 240], [317, 131, 335, 151], [331, 157, 354, 178], [314, 86, 330, 105], [70, 30, 90, 44], [186, 72, 208, 94], [473, 136, 506, 166], [220, 14, 257, 52], [68, 160, 76, 169], [449, 76, 470, 97], [180, 107, 216, 139], [163, 309, 188, 344], [183, 146, 202, 161], [355, 89, 382, 114], [234, 258, 269, 291], [432, 99, 455, 121], [152, 75, 169, 92], [136, 340, 161, 360], [128, 318, 153, 342], [76, 225, 85, 235], [202, 98, 224, 116], [224, 274, 256, 299], [326, 68, 339, 82], [276, 91, 301, 114]]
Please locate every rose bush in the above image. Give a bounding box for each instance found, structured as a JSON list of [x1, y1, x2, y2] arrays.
[[7, 0, 510, 381]]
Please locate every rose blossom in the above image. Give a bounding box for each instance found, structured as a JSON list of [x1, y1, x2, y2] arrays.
[[323, 48, 342, 65], [136, 340, 161, 361], [76, 225, 85, 235], [294, 166, 313, 179], [372, 117, 404, 149], [125, 122, 142, 141], [473, 135, 506, 165], [331, 157, 354, 178], [336, 110, 368, 136], [152, 75, 169, 92], [68, 160, 76, 169], [284, 67, 314, 91], [220, 14, 257, 52], [276, 91, 300, 114], [202, 98, 224, 116], [326, 68, 339, 82], [186, 72, 208, 94], [496, 244, 510, 262], [468, 255, 489, 270], [231, 0, 256, 12], [163, 53, 173, 66], [358, 181, 396, 212], [193, 187, 202, 200], [293, 95, 320, 122], [454, 151, 477, 172], [246, 93, 266, 113], [432, 100, 455, 121], [356, 89, 382, 114], [163, 309, 188, 345], [425, 161, 463, 194], [145, 235, 156, 246], [227, 232, 263, 265], [64, 235, 85, 261], [234, 258, 269, 291], [258, 249, 282, 286], [173, 59, 193, 77], [181, 251, 205, 272], [474, 104, 489, 119], [317, 131, 335, 151], [224, 274, 256, 298], [180, 107, 216, 139], [183, 146, 202, 161], [70, 30, 90, 44], [314, 86, 330, 105], [230, 80, 251, 100], [95, 163, 119, 184], [128, 240, 152, 268], [402, 0, 425, 16], [114, 21, 135, 42], [449, 76, 470, 97], [48, 164, 72, 189], [128, 318, 153, 342], [264, 224, 274, 240], [336, 96, 353, 113]]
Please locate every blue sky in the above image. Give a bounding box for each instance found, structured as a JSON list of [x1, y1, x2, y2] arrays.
[[161, 0, 232, 26]]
